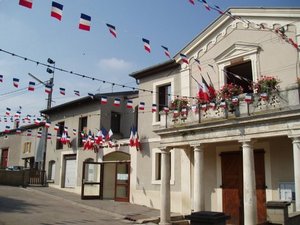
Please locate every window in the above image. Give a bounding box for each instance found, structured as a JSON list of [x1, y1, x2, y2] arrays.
[[279, 182, 295, 201], [23, 142, 32, 154], [111, 112, 121, 134], [56, 121, 65, 150], [0, 149, 8, 168], [225, 61, 253, 93], [158, 85, 171, 120], [48, 160, 56, 180], [78, 116, 87, 147], [151, 148, 175, 184]]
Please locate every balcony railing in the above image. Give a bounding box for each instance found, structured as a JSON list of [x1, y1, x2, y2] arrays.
[[158, 83, 300, 129]]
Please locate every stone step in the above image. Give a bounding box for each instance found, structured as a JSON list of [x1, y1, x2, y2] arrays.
[[171, 219, 189, 225]]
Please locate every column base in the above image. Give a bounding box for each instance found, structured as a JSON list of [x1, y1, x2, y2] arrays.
[[159, 222, 171, 225]]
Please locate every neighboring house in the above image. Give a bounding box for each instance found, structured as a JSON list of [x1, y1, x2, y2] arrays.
[[129, 8, 300, 225], [40, 91, 138, 201], [0, 123, 45, 170]]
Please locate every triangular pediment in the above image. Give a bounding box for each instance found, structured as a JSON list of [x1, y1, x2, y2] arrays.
[[215, 42, 260, 64]]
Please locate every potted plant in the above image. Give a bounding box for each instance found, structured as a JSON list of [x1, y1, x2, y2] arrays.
[[169, 97, 190, 120], [253, 76, 280, 100]]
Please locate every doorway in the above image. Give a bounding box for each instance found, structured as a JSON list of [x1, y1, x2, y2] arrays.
[[221, 150, 266, 225]]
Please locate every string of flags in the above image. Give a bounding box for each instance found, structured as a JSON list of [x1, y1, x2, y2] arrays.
[[17, 0, 298, 66]]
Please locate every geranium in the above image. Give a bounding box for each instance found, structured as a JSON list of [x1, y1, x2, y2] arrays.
[[217, 83, 243, 100], [253, 76, 280, 95], [169, 97, 189, 111]]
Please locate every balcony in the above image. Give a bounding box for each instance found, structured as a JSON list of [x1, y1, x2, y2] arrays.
[[158, 83, 300, 129]]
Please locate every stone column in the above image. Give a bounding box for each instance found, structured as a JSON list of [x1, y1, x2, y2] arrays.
[[159, 147, 171, 225], [193, 144, 205, 211], [292, 137, 300, 211], [240, 140, 257, 225]]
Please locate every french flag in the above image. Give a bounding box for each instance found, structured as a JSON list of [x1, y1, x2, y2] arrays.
[[59, 87, 65, 95], [152, 104, 157, 113], [106, 23, 117, 38], [127, 100, 133, 109], [74, 90, 80, 96], [5, 126, 10, 133], [189, 0, 195, 5], [0, 75, 3, 82], [161, 46, 171, 58], [16, 129, 22, 134], [194, 59, 202, 71], [73, 129, 77, 135], [13, 78, 20, 88], [45, 121, 51, 128], [19, 0, 33, 9], [37, 131, 42, 138], [79, 13, 91, 31], [51, 1, 63, 21], [139, 102, 145, 110], [142, 38, 151, 53], [180, 53, 189, 64], [245, 94, 253, 104], [47, 133, 52, 140], [114, 98, 121, 107], [201, 0, 211, 11], [101, 96, 108, 104], [54, 124, 60, 131], [45, 84, 52, 94], [163, 106, 169, 113], [6, 107, 11, 116], [28, 81, 35, 91], [27, 129, 32, 136], [35, 117, 42, 125]]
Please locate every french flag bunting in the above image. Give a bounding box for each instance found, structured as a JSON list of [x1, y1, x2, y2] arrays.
[[16, 128, 22, 134], [59, 87, 65, 95], [37, 131, 42, 138], [51, 1, 63, 21], [14, 111, 21, 118], [5, 125, 10, 133], [35, 117, 42, 125], [163, 106, 169, 113], [27, 129, 32, 136], [189, 0, 195, 5], [45, 84, 52, 94], [13, 78, 20, 88], [101, 96, 108, 104], [45, 121, 51, 128], [6, 107, 11, 116], [126, 100, 133, 109], [214, 5, 224, 14], [245, 94, 253, 103], [54, 124, 60, 131], [106, 129, 113, 141], [201, 0, 211, 11], [161, 46, 171, 58], [129, 127, 135, 147], [74, 90, 80, 96], [106, 23, 117, 38], [64, 126, 68, 132], [142, 38, 151, 53], [28, 81, 35, 91], [19, 0, 33, 9], [47, 133, 52, 140], [152, 104, 157, 113], [114, 98, 121, 107], [73, 129, 77, 135], [180, 53, 189, 64], [0, 75, 3, 82], [139, 102, 145, 110], [79, 13, 91, 31]]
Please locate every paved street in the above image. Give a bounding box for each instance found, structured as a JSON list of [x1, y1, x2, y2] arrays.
[[0, 185, 142, 225]]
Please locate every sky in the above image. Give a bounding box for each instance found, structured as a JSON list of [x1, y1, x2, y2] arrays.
[[0, 0, 299, 130]]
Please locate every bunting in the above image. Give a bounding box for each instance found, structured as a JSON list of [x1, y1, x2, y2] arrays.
[[113, 98, 121, 106], [28, 81, 35, 91], [126, 100, 133, 109], [51, 1, 63, 21], [0, 75, 3, 82], [59, 87, 65, 95], [79, 13, 91, 31], [142, 38, 151, 53], [19, 0, 33, 9], [161, 45, 171, 58], [13, 78, 20, 88], [180, 53, 189, 64], [106, 23, 117, 38], [101, 96, 108, 104]]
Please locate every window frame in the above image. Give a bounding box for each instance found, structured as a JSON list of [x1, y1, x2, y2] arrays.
[[56, 121, 65, 150], [78, 116, 88, 147]]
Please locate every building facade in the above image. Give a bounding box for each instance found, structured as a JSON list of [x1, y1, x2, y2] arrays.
[[129, 8, 300, 225]]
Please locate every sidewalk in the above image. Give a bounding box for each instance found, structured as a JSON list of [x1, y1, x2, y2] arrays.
[[28, 186, 160, 224]]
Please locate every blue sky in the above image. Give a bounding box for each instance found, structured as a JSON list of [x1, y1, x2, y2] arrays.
[[0, 0, 299, 129]]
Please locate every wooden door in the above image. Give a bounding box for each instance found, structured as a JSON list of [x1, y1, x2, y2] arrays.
[[221, 152, 243, 225], [1, 149, 8, 168], [221, 151, 267, 225]]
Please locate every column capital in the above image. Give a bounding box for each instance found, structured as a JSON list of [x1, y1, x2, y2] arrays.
[[160, 146, 172, 153], [189, 142, 204, 150], [288, 135, 300, 143]]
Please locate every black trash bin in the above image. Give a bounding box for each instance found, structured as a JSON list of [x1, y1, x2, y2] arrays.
[[186, 211, 230, 225]]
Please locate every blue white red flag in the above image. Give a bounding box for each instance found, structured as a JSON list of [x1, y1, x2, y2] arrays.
[[201, 0, 211, 11], [74, 90, 80, 96], [64, 126, 68, 132], [139, 102, 145, 110], [180, 53, 189, 64], [152, 104, 157, 113], [79, 13, 91, 31], [19, 0, 32, 9], [54, 124, 59, 131], [28, 81, 35, 91], [13, 78, 20, 88], [214, 5, 224, 14], [129, 127, 135, 147], [51, 1, 63, 21], [35, 117, 42, 125], [14, 110, 21, 118], [0, 75, 3, 82], [16, 129, 22, 134], [47, 133, 52, 140], [6, 107, 11, 116], [5, 126, 10, 133], [142, 38, 151, 53], [106, 23, 117, 38], [163, 106, 169, 113], [37, 131, 42, 138], [59, 87, 65, 95], [73, 129, 77, 135], [101, 96, 108, 104], [194, 59, 202, 71], [45, 121, 51, 128], [161, 46, 171, 58], [189, 0, 195, 5], [45, 84, 52, 94], [126, 100, 133, 109], [27, 129, 32, 136], [114, 98, 121, 107]]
